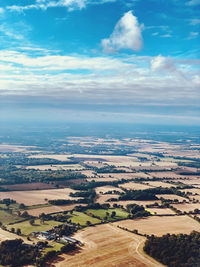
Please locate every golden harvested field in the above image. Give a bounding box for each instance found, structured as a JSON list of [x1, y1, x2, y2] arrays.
[[181, 188, 200, 195], [156, 194, 187, 201], [29, 154, 71, 161], [143, 181, 174, 188], [146, 208, 176, 215], [107, 200, 162, 208], [120, 182, 152, 190], [95, 185, 123, 194], [96, 194, 120, 204], [55, 224, 163, 267], [27, 204, 86, 216], [26, 164, 84, 171], [86, 177, 119, 182], [177, 179, 200, 186], [0, 144, 33, 152], [172, 203, 200, 212], [0, 188, 78, 205], [148, 172, 185, 179], [114, 216, 200, 236]]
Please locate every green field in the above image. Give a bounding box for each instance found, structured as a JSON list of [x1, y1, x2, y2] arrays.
[[68, 211, 101, 226], [0, 210, 23, 224], [7, 219, 62, 235], [86, 208, 129, 221], [42, 242, 64, 254]]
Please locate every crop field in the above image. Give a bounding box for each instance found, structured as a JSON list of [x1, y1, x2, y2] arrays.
[[1, 182, 56, 191], [171, 203, 200, 212], [156, 194, 187, 201], [26, 164, 84, 171], [95, 185, 123, 194], [7, 219, 62, 235], [120, 182, 152, 190], [55, 224, 162, 267], [86, 208, 129, 221], [27, 204, 86, 216], [0, 188, 78, 205], [146, 208, 176, 215], [143, 181, 174, 188], [29, 154, 71, 161], [96, 194, 120, 204], [114, 215, 200, 236], [68, 211, 101, 226], [147, 171, 189, 179], [0, 210, 22, 224], [0, 144, 32, 152]]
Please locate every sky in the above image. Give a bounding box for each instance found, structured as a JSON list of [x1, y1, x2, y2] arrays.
[[0, 0, 200, 125]]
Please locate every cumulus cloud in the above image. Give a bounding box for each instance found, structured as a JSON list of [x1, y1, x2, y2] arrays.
[[101, 11, 143, 52]]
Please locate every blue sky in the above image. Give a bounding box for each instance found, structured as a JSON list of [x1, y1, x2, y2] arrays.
[[0, 0, 200, 125]]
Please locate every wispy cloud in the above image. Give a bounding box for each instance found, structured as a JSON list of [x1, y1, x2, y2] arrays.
[[189, 18, 200, 25], [187, 0, 200, 6], [101, 11, 143, 53], [7, 0, 117, 12]]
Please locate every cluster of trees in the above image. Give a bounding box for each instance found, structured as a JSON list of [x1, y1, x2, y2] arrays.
[[119, 187, 185, 201], [126, 204, 150, 218], [0, 239, 38, 267], [0, 166, 86, 186], [144, 231, 200, 267], [0, 154, 77, 166]]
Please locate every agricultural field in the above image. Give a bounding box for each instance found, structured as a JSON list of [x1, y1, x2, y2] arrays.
[[0, 210, 22, 225], [67, 211, 101, 226], [55, 224, 163, 267], [95, 185, 123, 194], [0, 133, 200, 266], [27, 204, 86, 216], [171, 203, 200, 213], [0, 188, 79, 205], [26, 164, 84, 171], [114, 216, 200, 236], [86, 208, 129, 221], [7, 219, 62, 236], [120, 182, 152, 190]]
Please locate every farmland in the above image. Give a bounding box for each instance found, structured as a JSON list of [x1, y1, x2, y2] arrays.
[[0, 131, 200, 266], [55, 224, 163, 267], [114, 216, 200, 236]]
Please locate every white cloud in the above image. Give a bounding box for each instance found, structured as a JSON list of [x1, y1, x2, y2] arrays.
[[101, 11, 143, 52], [187, 0, 200, 5], [0, 7, 4, 13], [187, 31, 199, 40], [150, 54, 188, 81], [189, 19, 200, 25], [0, 49, 199, 108], [7, 0, 116, 12]]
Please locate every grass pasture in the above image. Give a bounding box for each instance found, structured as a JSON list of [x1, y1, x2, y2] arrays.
[[68, 211, 101, 226], [0, 210, 22, 225], [7, 219, 62, 235], [86, 208, 129, 221]]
